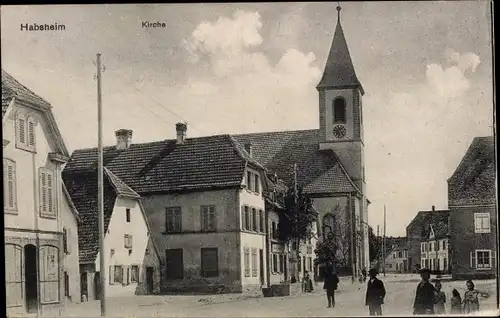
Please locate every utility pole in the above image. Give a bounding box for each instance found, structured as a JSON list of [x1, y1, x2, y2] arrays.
[[96, 53, 107, 316], [377, 225, 380, 272], [383, 205, 387, 276], [293, 163, 299, 281]]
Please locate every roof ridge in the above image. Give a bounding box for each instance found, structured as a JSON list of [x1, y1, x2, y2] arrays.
[[104, 167, 140, 199], [232, 128, 319, 137], [227, 135, 266, 171]]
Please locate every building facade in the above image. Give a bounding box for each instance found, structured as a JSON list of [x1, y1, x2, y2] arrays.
[[419, 222, 450, 273], [3, 70, 79, 315], [406, 207, 450, 273], [448, 136, 497, 279], [384, 242, 409, 273], [62, 167, 161, 300]]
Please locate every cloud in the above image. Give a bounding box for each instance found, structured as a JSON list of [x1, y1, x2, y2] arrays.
[[177, 10, 322, 133]]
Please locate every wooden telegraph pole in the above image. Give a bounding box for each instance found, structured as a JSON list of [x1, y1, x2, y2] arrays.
[[377, 225, 380, 272], [383, 205, 387, 276], [96, 53, 107, 316]]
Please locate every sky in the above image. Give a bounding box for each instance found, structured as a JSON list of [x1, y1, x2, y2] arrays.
[[1, 2, 494, 236]]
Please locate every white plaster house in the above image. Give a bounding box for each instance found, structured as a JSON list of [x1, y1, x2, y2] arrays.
[[2, 69, 80, 315], [62, 165, 162, 300], [420, 222, 450, 273]]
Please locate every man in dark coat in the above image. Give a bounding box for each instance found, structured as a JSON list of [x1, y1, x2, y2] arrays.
[[365, 268, 386, 316], [413, 268, 436, 315], [323, 262, 340, 308]]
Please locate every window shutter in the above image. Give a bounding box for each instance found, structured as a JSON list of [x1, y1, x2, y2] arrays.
[[470, 251, 476, 269], [491, 251, 496, 268], [67, 228, 72, 254], [138, 266, 142, 283], [47, 172, 54, 214], [28, 120, 35, 147], [122, 266, 126, 285], [6, 162, 16, 209], [40, 169, 47, 213], [109, 265, 114, 285], [18, 118, 26, 144]]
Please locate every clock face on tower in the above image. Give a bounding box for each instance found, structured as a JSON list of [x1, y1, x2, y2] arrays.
[[333, 125, 347, 139]]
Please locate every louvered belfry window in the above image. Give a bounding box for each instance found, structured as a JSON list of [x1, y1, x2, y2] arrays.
[[39, 168, 56, 217]]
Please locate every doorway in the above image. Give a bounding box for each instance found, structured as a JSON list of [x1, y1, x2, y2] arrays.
[[94, 272, 101, 300], [80, 272, 88, 301], [146, 267, 154, 294], [24, 244, 38, 313]]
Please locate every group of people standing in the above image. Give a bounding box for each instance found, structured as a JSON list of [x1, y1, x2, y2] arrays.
[[321, 264, 481, 316]]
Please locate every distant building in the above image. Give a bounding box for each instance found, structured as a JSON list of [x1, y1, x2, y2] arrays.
[[63, 167, 161, 300], [406, 207, 450, 273], [420, 220, 450, 273], [384, 241, 409, 273], [2, 70, 79, 315], [448, 136, 496, 280]]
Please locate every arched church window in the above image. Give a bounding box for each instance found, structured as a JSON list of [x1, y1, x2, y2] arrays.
[[322, 213, 336, 239], [333, 97, 346, 123]]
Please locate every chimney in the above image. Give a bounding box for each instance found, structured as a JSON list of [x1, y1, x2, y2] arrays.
[[432, 205, 435, 212], [244, 143, 253, 157], [115, 129, 133, 150], [175, 122, 187, 144]]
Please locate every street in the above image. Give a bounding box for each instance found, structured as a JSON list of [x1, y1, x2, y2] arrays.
[[45, 275, 498, 317]]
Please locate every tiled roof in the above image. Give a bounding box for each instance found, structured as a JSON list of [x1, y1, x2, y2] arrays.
[[233, 129, 358, 194], [420, 212, 450, 239], [2, 69, 51, 116], [62, 182, 81, 222], [104, 167, 140, 199], [64, 135, 252, 195], [430, 220, 449, 240], [62, 168, 119, 264], [316, 19, 364, 93], [448, 136, 496, 206]]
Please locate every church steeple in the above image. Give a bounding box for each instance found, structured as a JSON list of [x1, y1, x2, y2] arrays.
[[316, 6, 364, 95]]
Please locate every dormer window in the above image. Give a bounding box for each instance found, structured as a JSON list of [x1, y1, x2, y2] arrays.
[[333, 97, 346, 124], [16, 112, 36, 151]]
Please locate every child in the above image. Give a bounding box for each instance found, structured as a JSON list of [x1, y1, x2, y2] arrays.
[[450, 289, 462, 314], [433, 280, 446, 315], [462, 280, 480, 314]]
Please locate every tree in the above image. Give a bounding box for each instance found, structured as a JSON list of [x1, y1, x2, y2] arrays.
[[368, 225, 382, 263], [278, 185, 317, 281]]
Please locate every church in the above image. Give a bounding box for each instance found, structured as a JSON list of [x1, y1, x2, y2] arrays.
[[63, 6, 370, 293]]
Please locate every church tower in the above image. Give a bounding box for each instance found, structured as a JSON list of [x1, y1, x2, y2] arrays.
[[317, 6, 370, 271], [317, 6, 365, 193]]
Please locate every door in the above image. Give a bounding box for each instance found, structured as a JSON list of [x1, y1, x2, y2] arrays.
[[165, 249, 184, 279], [24, 244, 38, 313], [259, 249, 264, 286], [283, 255, 288, 281], [64, 272, 70, 299], [94, 272, 101, 300], [80, 272, 88, 300], [146, 267, 154, 294]]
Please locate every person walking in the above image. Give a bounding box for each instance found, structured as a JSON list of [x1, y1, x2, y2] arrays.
[[450, 288, 462, 314], [362, 268, 367, 282], [302, 271, 313, 292], [323, 261, 340, 308], [433, 280, 446, 315], [412, 268, 436, 315], [462, 280, 480, 314], [365, 268, 386, 316]]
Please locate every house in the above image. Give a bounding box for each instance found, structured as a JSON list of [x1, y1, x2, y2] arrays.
[[62, 165, 162, 299], [420, 219, 450, 273], [406, 207, 450, 272], [384, 241, 409, 273], [2, 70, 80, 315], [448, 136, 496, 280]]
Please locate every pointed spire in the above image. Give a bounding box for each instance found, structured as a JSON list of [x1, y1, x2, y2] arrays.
[[316, 6, 364, 95]]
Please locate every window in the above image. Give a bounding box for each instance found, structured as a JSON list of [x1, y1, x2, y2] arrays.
[[441, 241, 445, 250], [165, 207, 182, 233], [254, 174, 260, 194], [443, 258, 447, 271], [333, 97, 346, 123], [244, 247, 250, 277], [421, 243, 424, 253], [322, 214, 336, 239], [126, 209, 131, 223], [474, 213, 491, 233], [393, 253, 396, 259], [39, 168, 56, 218], [39, 245, 60, 303], [63, 228, 68, 254], [114, 265, 123, 283], [248, 207, 253, 231], [201, 248, 219, 277], [471, 250, 496, 269], [242, 206, 248, 230], [272, 254, 278, 273], [3, 159, 17, 212], [307, 257, 312, 272], [64, 272, 69, 297], [252, 208, 258, 231], [16, 113, 36, 151], [28, 119, 36, 147], [131, 265, 139, 283], [201, 205, 216, 232], [18, 115, 26, 144], [259, 210, 265, 233], [165, 249, 184, 279], [124, 234, 133, 249], [247, 171, 253, 191], [271, 222, 277, 240], [251, 248, 258, 277], [279, 254, 285, 273]]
